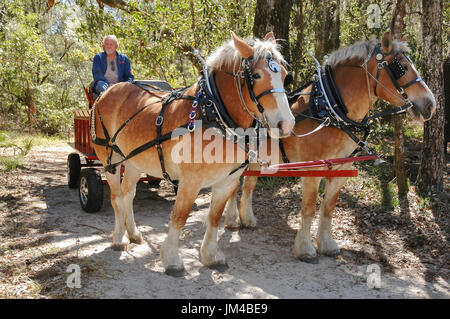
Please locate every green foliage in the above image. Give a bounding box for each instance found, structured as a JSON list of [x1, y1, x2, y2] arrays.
[[0, 155, 25, 171], [0, 0, 447, 136], [0, 131, 32, 172], [417, 195, 431, 211]]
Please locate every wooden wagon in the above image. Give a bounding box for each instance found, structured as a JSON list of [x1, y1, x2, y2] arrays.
[[67, 108, 161, 213]]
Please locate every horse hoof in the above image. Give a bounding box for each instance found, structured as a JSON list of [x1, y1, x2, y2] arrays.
[[165, 266, 185, 277], [241, 217, 257, 228], [297, 255, 319, 264], [208, 263, 229, 272], [225, 223, 241, 231], [321, 250, 340, 258], [130, 233, 144, 244], [111, 243, 128, 251]]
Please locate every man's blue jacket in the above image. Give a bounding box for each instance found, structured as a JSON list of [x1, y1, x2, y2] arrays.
[[92, 51, 134, 85]]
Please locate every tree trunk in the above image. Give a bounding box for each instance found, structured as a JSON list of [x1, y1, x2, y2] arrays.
[[416, 0, 445, 195], [313, 0, 340, 60], [25, 81, 36, 126], [292, 0, 304, 86], [253, 0, 294, 63], [97, 0, 104, 31], [390, 0, 408, 197]]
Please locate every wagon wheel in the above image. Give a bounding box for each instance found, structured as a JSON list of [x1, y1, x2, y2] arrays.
[[79, 168, 104, 213], [67, 153, 81, 188]]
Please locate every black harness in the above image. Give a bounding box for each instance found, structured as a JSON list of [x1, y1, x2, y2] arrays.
[[241, 55, 286, 115], [90, 54, 286, 185], [279, 43, 423, 164]]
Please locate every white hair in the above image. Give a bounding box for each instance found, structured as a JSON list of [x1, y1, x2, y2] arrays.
[[207, 37, 286, 72], [102, 35, 119, 46], [325, 38, 409, 67]]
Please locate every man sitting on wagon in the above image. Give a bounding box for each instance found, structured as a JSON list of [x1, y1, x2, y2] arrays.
[[92, 35, 134, 95]]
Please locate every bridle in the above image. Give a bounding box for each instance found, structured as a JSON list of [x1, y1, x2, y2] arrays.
[[226, 54, 287, 128], [360, 43, 423, 120]]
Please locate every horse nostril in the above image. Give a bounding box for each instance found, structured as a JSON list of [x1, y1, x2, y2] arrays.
[[277, 121, 294, 137], [277, 122, 283, 131], [425, 97, 436, 116]]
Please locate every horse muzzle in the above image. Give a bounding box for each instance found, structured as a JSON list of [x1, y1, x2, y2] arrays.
[[411, 96, 436, 122], [266, 118, 295, 138]]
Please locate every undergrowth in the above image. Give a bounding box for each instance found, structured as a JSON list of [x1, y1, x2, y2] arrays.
[[0, 130, 64, 172]]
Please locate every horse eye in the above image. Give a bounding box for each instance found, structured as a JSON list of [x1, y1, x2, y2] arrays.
[[252, 73, 261, 80]]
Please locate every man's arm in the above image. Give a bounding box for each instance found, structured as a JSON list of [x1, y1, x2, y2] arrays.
[[92, 54, 107, 83], [123, 56, 134, 82]]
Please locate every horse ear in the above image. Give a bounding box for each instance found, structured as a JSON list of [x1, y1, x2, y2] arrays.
[[231, 31, 254, 59], [264, 31, 276, 43], [381, 31, 393, 53]]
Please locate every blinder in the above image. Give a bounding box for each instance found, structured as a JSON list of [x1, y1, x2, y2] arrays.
[[284, 73, 294, 87], [388, 54, 406, 80]]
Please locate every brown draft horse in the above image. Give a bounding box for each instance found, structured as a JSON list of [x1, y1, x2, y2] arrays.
[[90, 32, 295, 275], [224, 31, 436, 262]]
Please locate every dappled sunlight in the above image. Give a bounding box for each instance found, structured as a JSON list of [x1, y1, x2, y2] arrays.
[[0, 133, 448, 298]]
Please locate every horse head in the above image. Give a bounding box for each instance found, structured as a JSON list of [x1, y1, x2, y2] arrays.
[[208, 32, 295, 138], [369, 31, 436, 122]]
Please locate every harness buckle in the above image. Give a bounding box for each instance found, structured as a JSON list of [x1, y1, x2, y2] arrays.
[[248, 150, 258, 163], [189, 111, 197, 120], [377, 61, 388, 69], [155, 115, 163, 126]]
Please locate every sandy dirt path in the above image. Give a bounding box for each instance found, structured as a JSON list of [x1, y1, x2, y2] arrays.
[[0, 144, 448, 299]]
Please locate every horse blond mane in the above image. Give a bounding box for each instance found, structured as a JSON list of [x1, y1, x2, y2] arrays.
[[207, 37, 286, 71], [325, 38, 409, 67]]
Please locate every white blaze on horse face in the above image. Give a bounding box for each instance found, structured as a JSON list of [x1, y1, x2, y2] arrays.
[[407, 62, 436, 121], [264, 65, 295, 138]]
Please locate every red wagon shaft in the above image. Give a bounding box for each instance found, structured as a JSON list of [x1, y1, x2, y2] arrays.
[[242, 155, 378, 179], [268, 155, 379, 171]]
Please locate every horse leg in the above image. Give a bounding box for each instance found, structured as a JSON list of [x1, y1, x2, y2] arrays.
[[317, 173, 349, 257], [120, 163, 144, 244], [105, 169, 129, 251], [224, 182, 240, 229], [161, 180, 201, 276], [200, 176, 240, 268], [294, 176, 321, 263], [238, 175, 258, 228]]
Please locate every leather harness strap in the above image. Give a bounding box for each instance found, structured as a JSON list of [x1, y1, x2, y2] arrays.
[[279, 43, 424, 163], [155, 90, 195, 186], [91, 86, 194, 177], [91, 70, 267, 182]]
